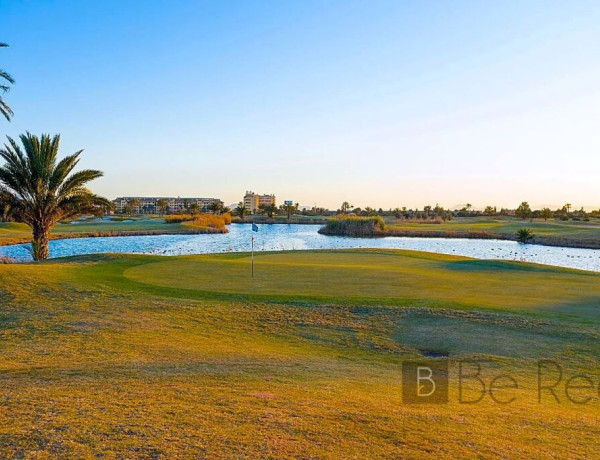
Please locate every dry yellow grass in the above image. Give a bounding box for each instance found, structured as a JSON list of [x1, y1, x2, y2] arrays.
[[0, 250, 598, 457]]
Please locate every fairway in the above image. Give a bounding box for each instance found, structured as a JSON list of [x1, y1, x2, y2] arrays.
[[1, 249, 599, 457]]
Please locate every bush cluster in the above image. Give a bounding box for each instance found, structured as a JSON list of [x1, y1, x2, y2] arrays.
[[319, 216, 386, 236]]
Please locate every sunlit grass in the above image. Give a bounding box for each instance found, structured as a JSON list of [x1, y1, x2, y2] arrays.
[[0, 249, 599, 457]]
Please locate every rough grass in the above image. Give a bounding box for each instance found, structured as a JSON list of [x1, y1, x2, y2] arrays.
[[3, 215, 599, 248], [0, 249, 599, 457], [385, 216, 600, 248], [0, 216, 228, 246]]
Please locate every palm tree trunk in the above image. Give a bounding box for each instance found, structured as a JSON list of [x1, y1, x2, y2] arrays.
[[32, 225, 50, 260]]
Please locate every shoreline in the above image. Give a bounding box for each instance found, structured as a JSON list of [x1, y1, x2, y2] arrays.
[[318, 228, 600, 250], [1, 224, 599, 251], [0, 228, 228, 247]]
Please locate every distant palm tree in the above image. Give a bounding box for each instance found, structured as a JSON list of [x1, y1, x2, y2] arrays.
[[235, 201, 247, 219], [209, 201, 224, 214], [189, 202, 200, 215], [0, 43, 15, 121], [516, 228, 534, 244], [156, 199, 168, 215], [0, 133, 111, 260]]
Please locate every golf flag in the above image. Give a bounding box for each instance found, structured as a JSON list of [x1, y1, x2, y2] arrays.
[[250, 222, 258, 277]]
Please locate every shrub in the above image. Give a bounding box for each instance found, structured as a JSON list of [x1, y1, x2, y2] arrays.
[[165, 214, 195, 223], [516, 228, 534, 244], [182, 213, 226, 229], [319, 216, 386, 237], [222, 212, 232, 225]]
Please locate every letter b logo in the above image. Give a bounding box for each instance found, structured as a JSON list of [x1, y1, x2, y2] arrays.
[[403, 361, 449, 404]]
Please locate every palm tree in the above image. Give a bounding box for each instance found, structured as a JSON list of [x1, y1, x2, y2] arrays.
[[156, 199, 168, 215], [189, 202, 200, 215], [127, 198, 140, 215], [516, 228, 534, 244], [0, 133, 111, 260], [209, 201, 224, 214], [540, 207, 553, 221], [1, 43, 15, 121], [235, 201, 247, 219]]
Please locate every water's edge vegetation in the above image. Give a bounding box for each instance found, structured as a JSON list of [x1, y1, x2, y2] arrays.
[[319, 216, 600, 249]]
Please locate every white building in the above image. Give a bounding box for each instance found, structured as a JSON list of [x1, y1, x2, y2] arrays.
[[113, 196, 223, 215]]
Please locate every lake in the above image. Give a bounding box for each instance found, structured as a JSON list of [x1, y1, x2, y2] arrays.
[[1, 223, 600, 272]]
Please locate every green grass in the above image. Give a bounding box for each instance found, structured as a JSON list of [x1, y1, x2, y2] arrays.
[[0, 249, 599, 457], [385, 216, 600, 247], [0, 216, 212, 246]]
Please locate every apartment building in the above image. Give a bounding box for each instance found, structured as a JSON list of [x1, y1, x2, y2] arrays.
[[243, 191, 276, 214], [113, 196, 223, 215]]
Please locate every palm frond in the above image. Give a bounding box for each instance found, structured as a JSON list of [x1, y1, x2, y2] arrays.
[[0, 133, 110, 236], [0, 69, 15, 85], [0, 97, 13, 121], [57, 169, 103, 200], [48, 151, 81, 193]]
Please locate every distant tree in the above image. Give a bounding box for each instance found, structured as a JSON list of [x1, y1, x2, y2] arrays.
[[0, 43, 15, 121], [127, 198, 140, 215], [483, 206, 496, 216], [516, 228, 534, 244], [515, 202, 532, 220], [0, 133, 111, 260], [263, 203, 278, 218], [209, 201, 224, 214], [156, 199, 168, 215], [235, 202, 247, 219], [540, 207, 553, 221], [340, 201, 351, 213], [189, 202, 200, 215], [364, 206, 377, 217], [281, 202, 297, 219], [123, 199, 134, 216]]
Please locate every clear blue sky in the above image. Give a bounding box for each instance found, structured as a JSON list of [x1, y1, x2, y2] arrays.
[[1, 0, 599, 209]]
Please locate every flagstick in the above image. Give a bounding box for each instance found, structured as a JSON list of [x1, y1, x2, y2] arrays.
[[251, 235, 254, 277]]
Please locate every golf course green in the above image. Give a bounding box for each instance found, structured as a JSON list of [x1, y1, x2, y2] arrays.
[[0, 249, 599, 457]]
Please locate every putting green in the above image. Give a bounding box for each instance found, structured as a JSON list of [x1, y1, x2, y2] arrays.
[[123, 249, 600, 311]]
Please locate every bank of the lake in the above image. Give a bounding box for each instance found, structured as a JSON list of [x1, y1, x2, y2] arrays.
[[0, 217, 227, 247], [319, 216, 600, 250], [3, 215, 600, 250], [2, 223, 600, 272]]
